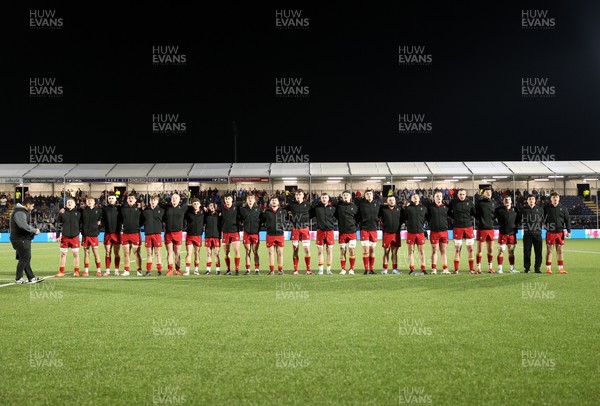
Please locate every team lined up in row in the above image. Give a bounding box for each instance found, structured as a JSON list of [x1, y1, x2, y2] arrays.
[[51, 187, 571, 277]]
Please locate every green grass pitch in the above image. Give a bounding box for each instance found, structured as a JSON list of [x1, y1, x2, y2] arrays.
[[1, 240, 599, 405]]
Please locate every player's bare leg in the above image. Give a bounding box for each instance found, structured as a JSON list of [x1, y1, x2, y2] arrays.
[[383, 246, 391, 274], [84, 246, 91, 275], [92, 246, 102, 276], [252, 241, 260, 274], [408, 244, 415, 274], [71, 248, 80, 276], [369, 245, 376, 274], [466, 241, 474, 273], [58, 248, 68, 276], [232, 240, 241, 274], [545, 243, 554, 273], [556, 244, 567, 273], [417, 244, 426, 273], [476, 240, 484, 272], [205, 246, 213, 274], [185, 244, 193, 274], [439, 243, 448, 274], [173, 244, 182, 275], [391, 246, 399, 274], [193, 245, 200, 274], [268, 246, 275, 275], [244, 242, 252, 272], [302, 240, 311, 274], [223, 243, 232, 274], [134, 245, 142, 275], [276, 246, 284, 275], [339, 245, 347, 274], [166, 242, 175, 276], [104, 243, 112, 276], [292, 241, 300, 273], [122, 243, 131, 275], [317, 244, 325, 274], [112, 244, 121, 275], [486, 240, 495, 272], [325, 244, 333, 274], [431, 243, 439, 274], [362, 244, 370, 274]]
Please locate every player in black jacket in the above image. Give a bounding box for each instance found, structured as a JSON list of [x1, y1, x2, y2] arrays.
[[310, 193, 336, 275], [184, 198, 204, 275], [55, 198, 81, 277], [475, 187, 497, 273], [448, 189, 476, 274], [260, 197, 287, 275], [81, 197, 103, 276], [495, 196, 519, 274], [357, 188, 382, 274], [544, 192, 571, 274], [426, 191, 450, 274], [221, 194, 241, 275], [335, 191, 359, 275], [239, 194, 262, 275], [142, 195, 164, 276], [286, 189, 313, 275], [402, 194, 428, 275], [102, 195, 122, 276], [204, 202, 222, 275], [163, 193, 187, 276], [379, 195, 403, 275], [120, 194, 144, 276]]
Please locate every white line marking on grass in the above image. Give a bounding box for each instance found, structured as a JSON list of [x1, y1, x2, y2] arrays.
[[563, 250, 600, 254], [0, 274, 55, 288]]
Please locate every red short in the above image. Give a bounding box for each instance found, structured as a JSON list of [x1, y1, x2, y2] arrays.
[[498, 234, 517, 245], [291, 228, 310, 241], [121, 233, 141, 246], [546, 232, 565, 246], [60, 236, 80, 249], [339, 233, 357, 244], [164, 231, 183, 246], [266, 235, 285, 248], [477, 230, 495, 242], [205, 237, 221, 248], [104, 232, 121, 245], [453, 227, 474, 240], [316, 230, 335, 246], [145, 234, 163, 248], [222, 232, 240, 244], [243, 232, 260, 245], [359, 230, 378, 243], [406, 232, 426, 245], [382, 232, 401, 248], [186, 235, 202, 247], [429, 231, 449, 245], [82, 236, 99, 247]]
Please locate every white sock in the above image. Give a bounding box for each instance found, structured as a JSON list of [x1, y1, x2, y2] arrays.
[[216, 267, 220, 272], [186, 266, 190, 272], [498, 265, 503, 272], [326, 266, 331, 272], [318, 265, 323, 272]]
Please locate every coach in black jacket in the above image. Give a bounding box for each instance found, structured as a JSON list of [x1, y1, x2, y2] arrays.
[[9, 197, 42, 283], [520, 195, 543, 273]]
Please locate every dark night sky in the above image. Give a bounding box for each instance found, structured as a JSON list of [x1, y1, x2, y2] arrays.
[[5, 1, 600, 164]]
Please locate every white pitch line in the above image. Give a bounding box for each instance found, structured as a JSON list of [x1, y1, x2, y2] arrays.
[[563, 250, 600, 254], [0, 274, 55, 288]]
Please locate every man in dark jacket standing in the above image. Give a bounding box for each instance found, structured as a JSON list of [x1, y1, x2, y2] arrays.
[[520, 194, 544, 273], [10, 197, 42, 284]]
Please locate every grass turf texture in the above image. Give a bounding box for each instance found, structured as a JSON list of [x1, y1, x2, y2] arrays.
[[0, 240, 599, 405]]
